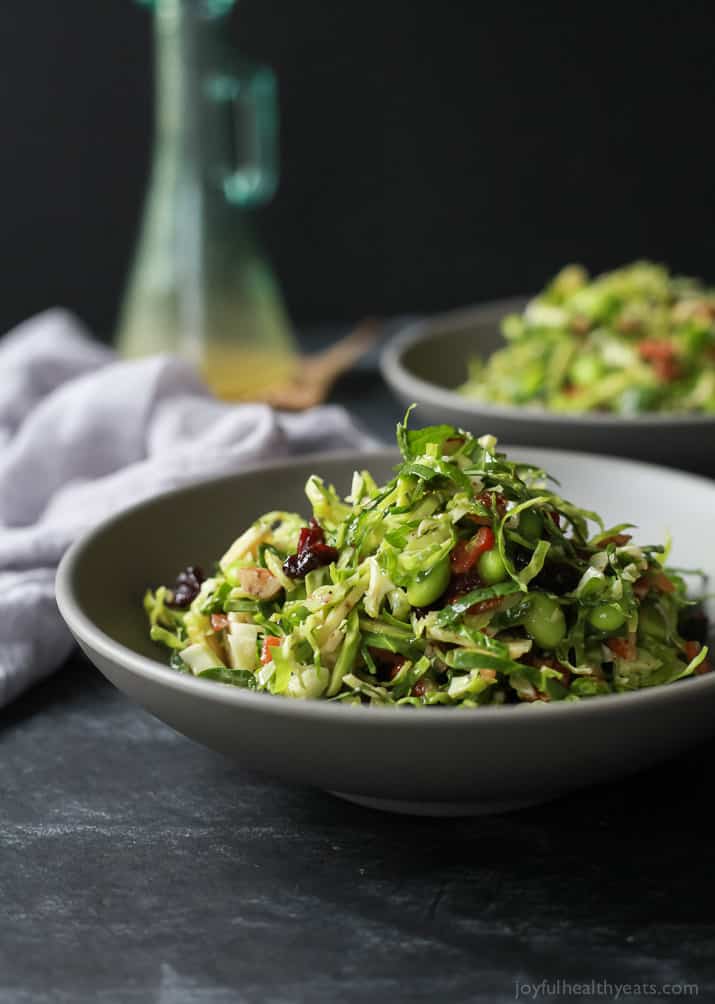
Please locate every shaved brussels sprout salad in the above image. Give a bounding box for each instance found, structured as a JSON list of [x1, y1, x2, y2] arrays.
[[145, 414, 711, 706], [461, 261, 715, 413]]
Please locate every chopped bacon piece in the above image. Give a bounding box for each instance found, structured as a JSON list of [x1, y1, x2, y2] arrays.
[[527, 654, 572, 687], [411, 677, 429, 697], [210, 613, 229, 631], [571, 315, 591, 336], [684, 640, 712, 675], [443, 436, 466, 454], [654, 357, 681, 382], [616, 314, 642, 335], [599, 533, 632, 548], [236, 566, 283, 600], [672, 300, 715, 323], [466, 492, 508, 526], [638, 339, 676, 362], [651, 571, 675, 594], [638, 340, 681, 382], [608, 636, 637, 662], [634, 569, 675, 597], [467, 596, 504, 616], [684, 640, 700, 661]]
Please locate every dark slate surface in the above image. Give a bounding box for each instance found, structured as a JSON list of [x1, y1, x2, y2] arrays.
[[4, 657, 715, 1004], [2, 358, 715, 1003]]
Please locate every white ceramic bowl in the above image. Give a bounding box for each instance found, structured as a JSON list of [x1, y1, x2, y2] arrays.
[[381, 299, 715, 475], [56, 448, 715, 816]]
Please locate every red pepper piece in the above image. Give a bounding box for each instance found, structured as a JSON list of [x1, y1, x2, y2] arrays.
[[451, 526, 495, 574], [260, 635, 281, 665]]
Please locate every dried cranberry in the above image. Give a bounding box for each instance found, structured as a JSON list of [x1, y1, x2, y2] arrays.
[[388, 661, 406, 680], [282, 519, 338, 579], [512, 546, 531, 571], [533, 562, 580, 595], [475, 491, 508, 519], [368, 648, 404, 668], [368, 649, 405, 682], [512, 547, 580, 595], [441, 568, 482, 606], [678, 607, 709, 645], [167, 565, 205, 608], [283, 546, 337, 578]]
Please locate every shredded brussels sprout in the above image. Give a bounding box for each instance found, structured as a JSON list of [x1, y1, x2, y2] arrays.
[[145, 413, 711, 706], [461, 261, 715, 414]]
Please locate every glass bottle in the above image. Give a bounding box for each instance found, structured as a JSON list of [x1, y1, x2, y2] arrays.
[[116, 0, 297, 398]]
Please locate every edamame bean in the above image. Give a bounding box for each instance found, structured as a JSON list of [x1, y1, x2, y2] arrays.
[[588, 604, 626, 632], [406, 556, 451, 607], [518, 509, 543, 542], [570, 353, 603, 387], [477, 548, 508, 584], [523, 592, 566, 649]]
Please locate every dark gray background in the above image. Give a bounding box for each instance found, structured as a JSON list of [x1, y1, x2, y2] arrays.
[[1, 0, 714, 337]]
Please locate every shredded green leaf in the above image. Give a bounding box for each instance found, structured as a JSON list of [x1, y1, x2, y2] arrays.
[[145, 412, 711, 706], [460, 261, 715, 414]]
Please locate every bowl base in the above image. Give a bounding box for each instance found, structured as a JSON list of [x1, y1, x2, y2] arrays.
[[329, 790, 546, 817]]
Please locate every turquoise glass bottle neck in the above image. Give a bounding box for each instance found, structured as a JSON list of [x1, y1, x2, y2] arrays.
[[150, 0, 278, 208], [152, 1, 232, 155]]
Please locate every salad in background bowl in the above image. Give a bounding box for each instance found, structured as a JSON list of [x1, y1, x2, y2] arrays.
[[461, 262, 715, 414], [381, 265, 715, 473]]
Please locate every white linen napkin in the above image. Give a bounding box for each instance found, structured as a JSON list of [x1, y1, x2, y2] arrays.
[[0, 310, 379, 707]]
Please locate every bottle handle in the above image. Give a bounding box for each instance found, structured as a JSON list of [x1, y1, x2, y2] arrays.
[[203, 61, 279, 208]]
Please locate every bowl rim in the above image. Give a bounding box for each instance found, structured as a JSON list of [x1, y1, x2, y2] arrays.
[[380, 300, 715, 428], [56, 446, 715, 728]]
